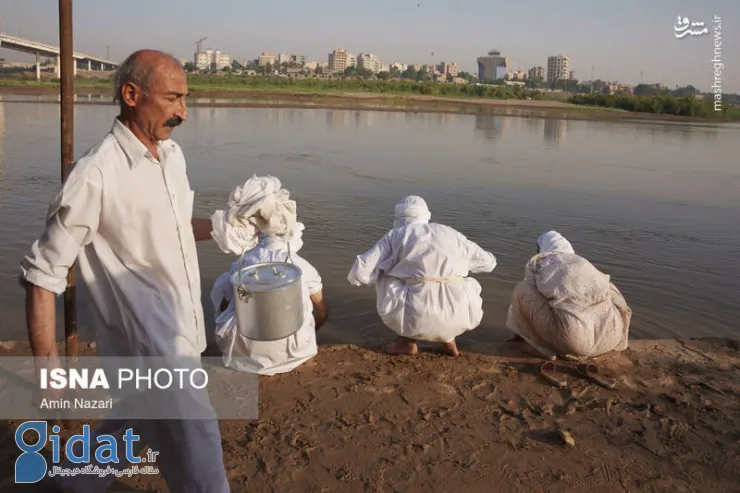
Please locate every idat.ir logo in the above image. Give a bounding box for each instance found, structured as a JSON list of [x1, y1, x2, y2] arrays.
[[15, 421, 154, 484]]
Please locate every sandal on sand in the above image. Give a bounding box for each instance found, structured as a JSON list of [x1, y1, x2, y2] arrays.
[[540, 361, 568, 388], [577, 363, 617, 390]]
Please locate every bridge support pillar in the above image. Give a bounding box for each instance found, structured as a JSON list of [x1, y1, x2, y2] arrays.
[[36, 52, 41, 81], [88, 60, 91, 71], [55, 56, 61, 78]]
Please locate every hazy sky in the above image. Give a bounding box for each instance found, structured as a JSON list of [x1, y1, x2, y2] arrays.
[[1, 0, 737, 92]]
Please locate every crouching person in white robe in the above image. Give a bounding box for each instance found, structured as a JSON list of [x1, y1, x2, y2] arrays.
[[210, 223, 329, 375], [506, 231, 632, 361], [348, 196, 497, 357]]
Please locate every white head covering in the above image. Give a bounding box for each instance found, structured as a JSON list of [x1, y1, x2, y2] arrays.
[[258, 221, 305, 253], [210, 174, 297, 255], [536, 230, 575, 254], [393, 195, 432, 228]]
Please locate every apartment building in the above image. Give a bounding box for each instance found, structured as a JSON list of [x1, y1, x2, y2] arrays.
[[506, 71, 527, 81], [259, 52, 277, 67], [328, 48, 356, 73], [194, 49, 231, 70], [389, 62, 408, 72], [547, 55, 571, 85], [358, 53, 382, 73], [440, 61, 459, 77], [528, 66, 545, 80]]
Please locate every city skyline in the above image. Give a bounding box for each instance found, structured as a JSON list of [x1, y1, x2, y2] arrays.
[[0, 0, 737, 92]]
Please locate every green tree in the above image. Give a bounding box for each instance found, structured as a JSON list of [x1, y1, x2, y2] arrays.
[[446, 73, 454, 83], [402, 67, 418, 80]]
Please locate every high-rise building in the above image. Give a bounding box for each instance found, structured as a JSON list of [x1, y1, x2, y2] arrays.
[[547, 55, 571, 85], [358, 53, 382, 73], [477, 50, 508, 82], [328, 48, 355, 73], [194, 49, 231, 70], [528, 66, 545, 80]]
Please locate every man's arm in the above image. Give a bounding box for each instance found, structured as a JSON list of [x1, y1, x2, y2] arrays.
[[310, 291, 329, 330], [192, 217, 213, 242], [26, 284, 58, 359], [21, 163, 102, 359]]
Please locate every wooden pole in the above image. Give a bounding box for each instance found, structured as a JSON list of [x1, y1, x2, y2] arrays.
[[59, 0, 77, 359]]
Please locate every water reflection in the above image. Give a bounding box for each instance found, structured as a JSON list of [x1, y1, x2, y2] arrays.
[[353, 110, 379, 128], [474, 115, 511, 142], [0, 100, 5, 182], [544, 118, 568, 147], [326, 109, 349, 129]]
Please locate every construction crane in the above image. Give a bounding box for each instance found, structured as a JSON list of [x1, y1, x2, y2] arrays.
[[193, 37, 207, 55]]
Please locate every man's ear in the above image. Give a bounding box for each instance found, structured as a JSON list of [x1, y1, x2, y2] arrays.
[[120, 82, 141, 108]]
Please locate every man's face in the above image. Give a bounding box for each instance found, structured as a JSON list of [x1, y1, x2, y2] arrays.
[[136, 63, 188, 142]]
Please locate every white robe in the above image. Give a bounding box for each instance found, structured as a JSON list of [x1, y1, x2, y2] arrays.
[[348, 222, 496, 343], [210, 237, 322, 375]]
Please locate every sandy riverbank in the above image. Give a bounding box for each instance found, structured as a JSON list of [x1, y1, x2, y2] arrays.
[[0, 338, 738, 492], [1, 85, 735, 124]]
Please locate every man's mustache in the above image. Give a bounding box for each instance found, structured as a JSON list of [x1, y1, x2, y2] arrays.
[[164, 116, 183, 128]]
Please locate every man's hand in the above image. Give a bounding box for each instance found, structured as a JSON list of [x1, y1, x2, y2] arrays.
[[310, 292, 329, 330], [192, 217, 213, 242]]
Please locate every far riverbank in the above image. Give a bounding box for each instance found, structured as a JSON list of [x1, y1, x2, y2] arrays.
[[1, 83, 737, 125]]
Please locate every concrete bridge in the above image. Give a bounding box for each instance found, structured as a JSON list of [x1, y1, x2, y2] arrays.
[[0, 33, 118, 79]]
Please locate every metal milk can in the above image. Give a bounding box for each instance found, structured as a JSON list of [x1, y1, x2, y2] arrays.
[[230, 259, 304, 342]]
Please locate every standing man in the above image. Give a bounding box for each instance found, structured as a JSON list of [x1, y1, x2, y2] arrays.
[[19, 50, 229, 492]]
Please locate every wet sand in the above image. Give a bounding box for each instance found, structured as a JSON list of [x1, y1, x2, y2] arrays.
[[1, 338, 739, 492], [1, 84, 736, 124]]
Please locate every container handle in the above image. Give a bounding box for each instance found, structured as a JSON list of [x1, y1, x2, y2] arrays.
[[285, 239, 294, 264], [236, 243, 253, 303]]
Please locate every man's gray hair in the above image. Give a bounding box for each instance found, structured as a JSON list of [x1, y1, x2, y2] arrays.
[[113, 50, 182, 104]]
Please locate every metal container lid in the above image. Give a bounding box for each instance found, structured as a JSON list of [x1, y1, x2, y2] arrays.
[[230, 262, 302, 292]]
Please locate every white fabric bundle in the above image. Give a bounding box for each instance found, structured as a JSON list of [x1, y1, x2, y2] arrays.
[[210, 175, 297, 255], [506, 231, 632, 359]]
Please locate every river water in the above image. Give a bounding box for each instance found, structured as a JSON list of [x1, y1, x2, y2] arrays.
[[0, 96, 738, 347]]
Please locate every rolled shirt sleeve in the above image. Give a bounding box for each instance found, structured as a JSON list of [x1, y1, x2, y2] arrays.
[[20, 164, 103, 295]]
